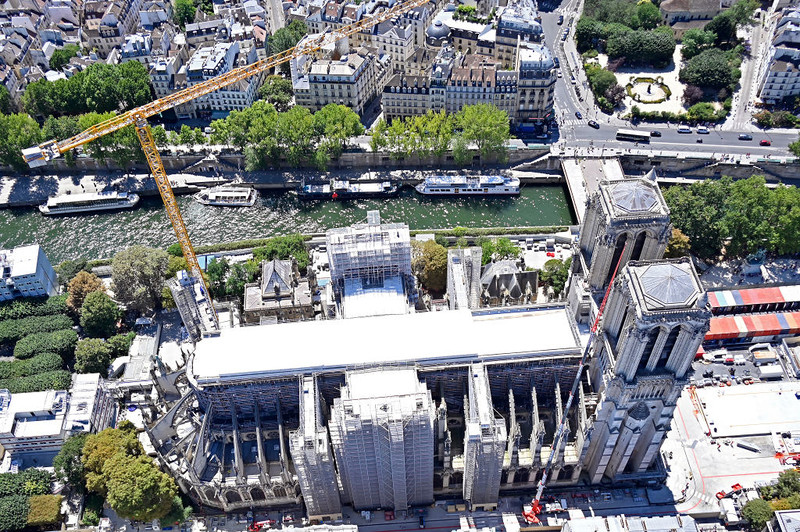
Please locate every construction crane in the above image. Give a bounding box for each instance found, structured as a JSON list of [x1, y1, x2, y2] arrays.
[[522, 245, 627, 525], [21, 0, 428, 327]]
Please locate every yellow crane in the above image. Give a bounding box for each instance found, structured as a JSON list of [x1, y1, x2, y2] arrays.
[[22, 0, 427, 329]]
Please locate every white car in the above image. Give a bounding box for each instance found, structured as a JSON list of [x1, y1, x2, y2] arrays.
[[697, 126, 710, 134], [557, 70, 563, 78]]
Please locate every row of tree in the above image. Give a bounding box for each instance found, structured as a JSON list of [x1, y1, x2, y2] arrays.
[[584, 63, 625, 113], [371, 105, 511, 164], [209, 101, 364, 170], [664, 176, 800, 260]]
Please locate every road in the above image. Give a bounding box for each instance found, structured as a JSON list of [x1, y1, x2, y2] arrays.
[[267, 0, 285, 34]]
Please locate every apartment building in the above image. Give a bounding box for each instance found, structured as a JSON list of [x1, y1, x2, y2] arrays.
[[84, 0, 144, 58], [292, 37, 391, 115]]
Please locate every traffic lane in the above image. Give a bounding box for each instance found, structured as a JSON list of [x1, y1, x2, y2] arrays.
[[565, 135, 792, 156]]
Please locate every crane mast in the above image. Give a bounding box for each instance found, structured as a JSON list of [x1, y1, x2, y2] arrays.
[[522, 245, 627, 525], [22, 0, 428, 329]]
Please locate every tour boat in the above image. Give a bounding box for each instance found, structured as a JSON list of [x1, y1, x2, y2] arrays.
[[298, 178, 399, 199], [415, 175, 520, 195], [194, 185, 258, 207], [39, 191, 140, 215]]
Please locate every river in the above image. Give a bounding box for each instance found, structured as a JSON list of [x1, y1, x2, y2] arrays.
[[0, 185, 575, 263]]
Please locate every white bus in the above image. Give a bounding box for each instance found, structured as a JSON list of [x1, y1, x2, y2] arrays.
[[616, 129, 651, 143]]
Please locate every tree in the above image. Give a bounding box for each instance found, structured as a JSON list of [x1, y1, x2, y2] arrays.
[[67, 271, 105, 312], [682, 84, 704, 106], [259, 75, 294, 112], [776, 470, 800, 499], [275, 106, 318, 166], [173, 0, 195, 27], [268, 21, 308, 74], [587, 67, 618, 97], [205, 258, 229, 299], [494, 237, 521, 260], [160, 496, 193, 527], [57, 259, 89, 288], [49, 44, 80, 71], [0, 113, 42, 171], [411, 240, 448, 293], [370, 118, 389, 152], [0, 84, 11, 114], [456, 104, 510, 162], [452, 134, 472, 166], [605, 84, 626, 107], [606, 29, 675, 65], [225, 262, 257, 298], [540, 258, 571, 297], [111, 246, 169, 314], [681, 29, 717, 59], [742, 499, 774, 530], [680, 48, 736, 89], [790, 134, 800, 157], [82, 427, 143, 496], [728, 0, 759, 26], [575, 17, 606, 51], [107, 332, 135, 358], [54, 434, 88, 488], [105, 454, 177, 522], [720, 176, 776, 257], [80, 291, 120, 338], [633, 0, 661, 30], [313, 104, 364, 159], [687, 102, 718, 122], [705, 12, 736, 44], [664, 228, 691, 258], [75, 338, 113, 374], [151, 125, 170, 148]]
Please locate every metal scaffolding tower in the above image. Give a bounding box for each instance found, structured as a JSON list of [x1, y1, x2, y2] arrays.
[[289, 377, 342, 520], [328, 368, 435, 511], [463, 363, 507, 510]]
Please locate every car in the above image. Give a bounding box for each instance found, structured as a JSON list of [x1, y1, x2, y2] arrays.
[[697, 126, 709, 134], [650, 130, 662, 137], [561, 32, 568, 41], [588, 120, 600, 129], [570, 76, 576, 84], [553, 57, 559, 67], [575, 111, 583, 119], [677, 125, 691, 133], [760, 139, 772, 146], [738, 133, 753, 140], [557, 14, 564, 24]]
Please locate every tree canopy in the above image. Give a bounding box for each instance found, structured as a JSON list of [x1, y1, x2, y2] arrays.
[[268, 21, 308, 73], [681, 29, 717, 59], [49, 44, 80, 71], [67, 271, 105, 312], [23, 62, 152, 118], [679, 48, 738, 89], [540, 257, 571, 297], [75, 338, 113, 374], [80, 291, 120, 338], [53, 434, 88, 488], [411, 240, 448, 293], [104, 454, 177, 522], [82, 426, 143, 496], [111, 246, 169, 314], [259, 75, 294, 112], [173, 0, 195, 27], [741, 499, 774, 530], [664, 176, 800, 259], [456, 104, 510, 161]]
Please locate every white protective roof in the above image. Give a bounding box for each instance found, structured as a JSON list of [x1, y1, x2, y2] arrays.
[[191, 307, 580, 383]]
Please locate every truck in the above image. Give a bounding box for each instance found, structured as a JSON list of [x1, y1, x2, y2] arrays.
[[758, 364, 784, 380]]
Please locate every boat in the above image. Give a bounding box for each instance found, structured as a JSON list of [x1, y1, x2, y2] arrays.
[[298, 178, 399, 200], [39, 190, 140, 215], [195, 185, 258, 207], [414, 175, 520, 195]]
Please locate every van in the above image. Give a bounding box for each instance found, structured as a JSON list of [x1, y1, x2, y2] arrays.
[[677, 125, 691, 133]]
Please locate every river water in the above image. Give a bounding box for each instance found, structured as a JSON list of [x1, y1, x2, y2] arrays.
[[0, 186, 575, 263]]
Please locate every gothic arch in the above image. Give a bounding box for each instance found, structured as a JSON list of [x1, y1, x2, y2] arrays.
[[225, 490, 242, 503], [273, 486, 287, 498], [630, 230, 649, 261], [250, 487, 266, 501], [606, 232, 630, 286]]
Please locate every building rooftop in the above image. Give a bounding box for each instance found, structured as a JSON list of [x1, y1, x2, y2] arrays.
[[341, 275, 409, 318], [0, 244, 41, 278], [775, 509, 800, 532], [191, 306, 580, 384]]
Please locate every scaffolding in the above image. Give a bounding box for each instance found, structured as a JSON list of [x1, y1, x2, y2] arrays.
[[328, 368, 435, 511], [325, 210, 413, 297], [447, 248, 482, 310], [463, 363, 507, 510], [289, 377, 342, 520]]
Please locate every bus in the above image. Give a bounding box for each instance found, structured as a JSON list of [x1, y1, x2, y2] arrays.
[[616, 129, 651, 143]]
